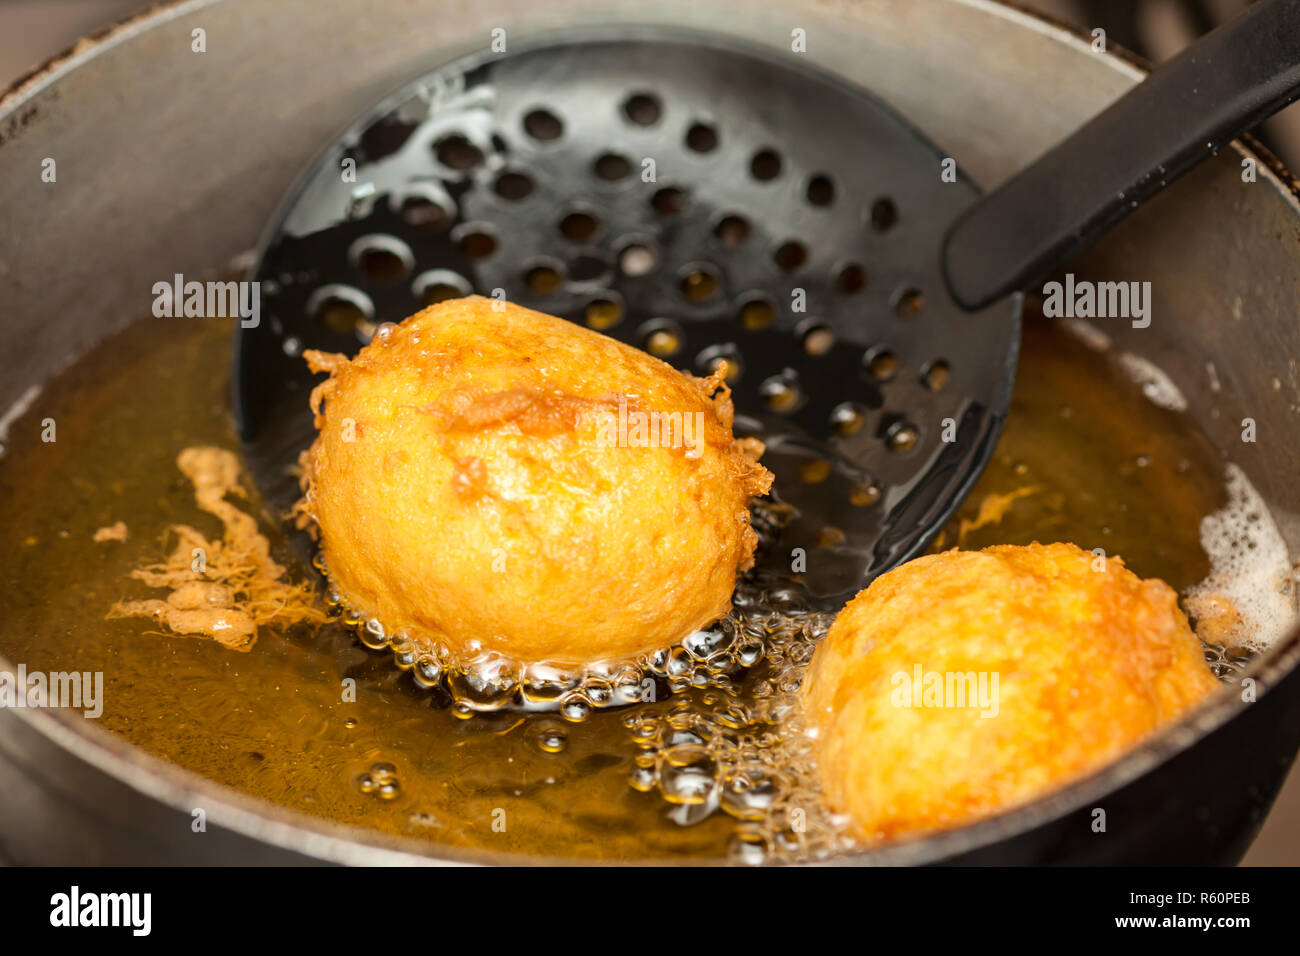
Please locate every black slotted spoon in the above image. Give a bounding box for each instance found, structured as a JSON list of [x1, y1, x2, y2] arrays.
[[235, 5, 1300, 608]]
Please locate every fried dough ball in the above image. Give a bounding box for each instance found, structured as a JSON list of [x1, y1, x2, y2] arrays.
[[802, 542, 1220, 843], [299, 296, 771, 666]]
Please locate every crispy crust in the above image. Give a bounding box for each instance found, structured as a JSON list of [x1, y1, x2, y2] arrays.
[[299, 296, 771, 665], [802, 542, 1221, 843]]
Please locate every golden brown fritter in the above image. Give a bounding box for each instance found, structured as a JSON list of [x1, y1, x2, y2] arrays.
[[802, 542, 1220, 843], [299, 296, 771, 666]]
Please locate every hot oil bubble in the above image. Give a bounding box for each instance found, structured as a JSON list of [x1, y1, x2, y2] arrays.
[[357, 761, 402, 800], [360, 617, 387, 649], [1186, 463, 1298, 654], [622, 545, 856, 864], [536, 728, 568, 753], [452, 701, 477, 720], [561, 694, 593, 723], [446, 654, 519, 711], [520, 662, 581, 705], [321, 500, 853, 860], [629, 765, 658, 792], [319, 516, 779, 716], [413, 656, 443, 688], [659, 745, 718, 804], [719, 767, 783, 821], [728, 828, 771, 865]]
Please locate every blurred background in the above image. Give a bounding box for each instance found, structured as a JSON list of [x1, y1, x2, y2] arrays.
[[0, 0, 1295, 865], [2, 0, 1297, 168], [1031, 0, 1300, 169]]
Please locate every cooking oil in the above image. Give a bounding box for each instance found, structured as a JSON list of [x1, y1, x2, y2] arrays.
[[0, 308, 1275, 861]]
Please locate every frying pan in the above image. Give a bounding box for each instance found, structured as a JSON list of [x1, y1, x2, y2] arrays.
[[1, 0, 1299, 865]]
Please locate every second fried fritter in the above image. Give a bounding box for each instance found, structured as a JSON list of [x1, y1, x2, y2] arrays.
[[802, 542, 1220, 843]]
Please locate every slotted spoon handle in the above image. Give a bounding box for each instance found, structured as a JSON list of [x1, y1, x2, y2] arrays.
[[943, 0, 1300, 311]]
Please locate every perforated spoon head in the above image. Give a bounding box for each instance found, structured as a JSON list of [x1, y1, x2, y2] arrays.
[[234, 31, 1020, 608]]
